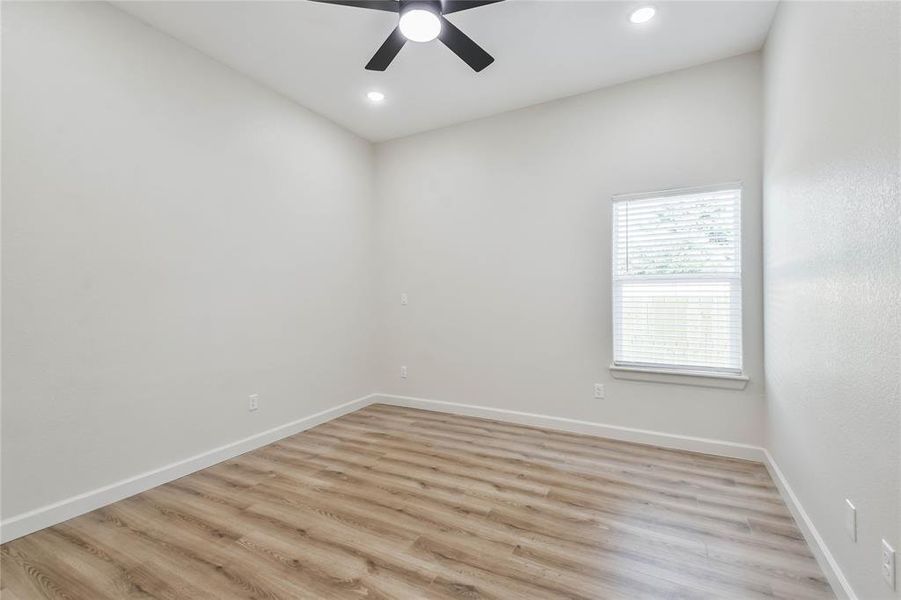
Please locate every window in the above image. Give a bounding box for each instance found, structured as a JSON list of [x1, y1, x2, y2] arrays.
[[612, 184, 742, 375]]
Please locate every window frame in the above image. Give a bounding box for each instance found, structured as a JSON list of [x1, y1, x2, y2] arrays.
[[609, 182, 745, 382]]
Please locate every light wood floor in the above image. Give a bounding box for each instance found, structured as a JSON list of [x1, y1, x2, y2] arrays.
[[1, 404, 833, 599]]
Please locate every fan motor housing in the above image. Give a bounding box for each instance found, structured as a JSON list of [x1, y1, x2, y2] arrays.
[[400, 0, 442, 15]]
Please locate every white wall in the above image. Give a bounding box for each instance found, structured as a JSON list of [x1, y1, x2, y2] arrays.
[[1, 2, 375, 520], [374, 53, 765, 446], [763, 3, 901, 599], [13, 12, 896, 597]]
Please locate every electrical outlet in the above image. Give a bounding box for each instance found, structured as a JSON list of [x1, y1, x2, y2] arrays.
[[248, 394, 259, 412], [400, 365, 407, 379], [594, 383, 605, 399], [883, 539, 896, 590], [400, 293, 408, 305], [845, 499, 856, 542]]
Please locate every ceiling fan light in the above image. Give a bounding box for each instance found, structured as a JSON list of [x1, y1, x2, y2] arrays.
[[398, 8, 441, 43]]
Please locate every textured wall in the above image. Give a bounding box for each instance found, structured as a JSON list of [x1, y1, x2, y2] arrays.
[[763, 2, 901, 598]]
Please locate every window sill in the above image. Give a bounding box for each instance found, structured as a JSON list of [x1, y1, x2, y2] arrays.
[[608, 364, 749, 390]]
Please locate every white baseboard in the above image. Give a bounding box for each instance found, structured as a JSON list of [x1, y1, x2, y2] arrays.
[[373, 393, 766, 462], [0, 393, 377, 544], [375, 393, 856, 597], [763, 449, 857, 600], [2, 389, 854, 600], [0, 391, 764, 545]]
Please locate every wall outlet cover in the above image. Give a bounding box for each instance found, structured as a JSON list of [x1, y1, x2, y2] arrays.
[[883, 539, 896, 590], [845, 499, 856, 542]]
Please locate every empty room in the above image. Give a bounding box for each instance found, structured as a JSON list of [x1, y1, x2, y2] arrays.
[[1, 0, 898, 598]]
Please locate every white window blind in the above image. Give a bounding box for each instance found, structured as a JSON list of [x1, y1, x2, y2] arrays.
[[612, 185, 742, 374]]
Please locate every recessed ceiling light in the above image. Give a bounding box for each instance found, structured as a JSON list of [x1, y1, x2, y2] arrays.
[[629, 6, 656, 24], [366, 90, 385, 103], [399, 8, 442, 43]]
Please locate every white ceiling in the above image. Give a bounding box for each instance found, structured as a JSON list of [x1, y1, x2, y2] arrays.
[[114, 0, 777, 142]]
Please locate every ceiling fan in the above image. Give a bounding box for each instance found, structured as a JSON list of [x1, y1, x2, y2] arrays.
[[309, 0, 505, 72]]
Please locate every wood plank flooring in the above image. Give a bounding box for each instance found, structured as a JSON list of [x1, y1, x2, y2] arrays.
[[1, 404, 833, 599]]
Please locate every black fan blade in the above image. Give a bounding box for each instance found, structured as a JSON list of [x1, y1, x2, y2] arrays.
[[307, 0, 399, 12], [366, 27, 407, 70], [441, 0, 504, 14], [437, 16, 494, 71]]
